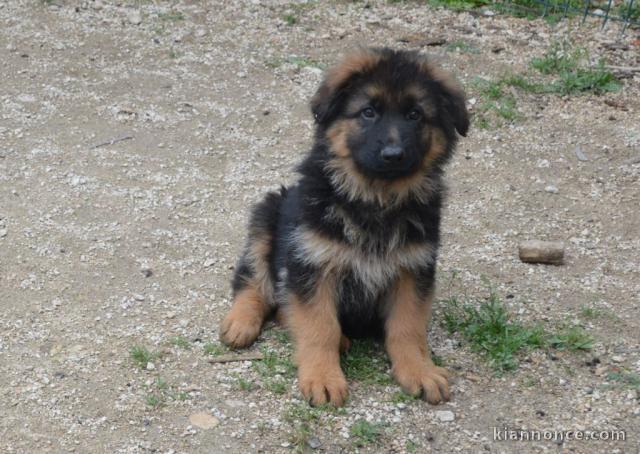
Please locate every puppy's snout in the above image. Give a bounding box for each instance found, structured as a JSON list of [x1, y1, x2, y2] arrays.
[[380, 146, 405, 163]]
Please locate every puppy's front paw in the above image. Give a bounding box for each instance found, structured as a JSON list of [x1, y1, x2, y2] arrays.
[[393, 364, 450, 404], [219, 311, 261, 349], [299, 366, 349, 407]]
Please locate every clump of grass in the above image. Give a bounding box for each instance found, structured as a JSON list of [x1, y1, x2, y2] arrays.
[[144, 376, 188, 408], [253, 349, 296, 379], [158, 10, 184, 22], [350, 419, 384, 447], [580, 304, 606, 319], [203, 342, 227, 356], [130, 346, 160, 369], [168, 336, 191, 350], [283, 14, 297, 25], [473, 78, 522, 128], [607, 370, 640, 390], [426, 0, 491, 11], [442, 285, 593, 372], [548, 326, 594, 351], [284, 402, 344, 451], [390, 391, 417, 404], [146, 394, 162, 408], [341, 339, 392, 385], [531, 42, 620, 95], [445, 40, 480, 54], [236, 376, 253, 391]]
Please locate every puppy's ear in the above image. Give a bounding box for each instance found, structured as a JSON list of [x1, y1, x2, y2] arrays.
[[311, 47, 382, 125], [416, 57, 469, 137]]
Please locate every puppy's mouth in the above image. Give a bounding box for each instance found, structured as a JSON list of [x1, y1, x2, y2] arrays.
[[354, 153, 421, 181]]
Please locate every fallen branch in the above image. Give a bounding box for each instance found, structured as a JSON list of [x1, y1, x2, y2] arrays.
[[207, 352, 264, 364], [90, 134, 134, 149]]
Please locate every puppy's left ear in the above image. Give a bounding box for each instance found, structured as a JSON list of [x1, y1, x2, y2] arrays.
[[417, 58, 469, 137], [311, 47, 383, 125]]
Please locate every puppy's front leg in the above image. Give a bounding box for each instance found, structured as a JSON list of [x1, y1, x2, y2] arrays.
[[288, 275, 348, 407], [385, 271, 450, 404]]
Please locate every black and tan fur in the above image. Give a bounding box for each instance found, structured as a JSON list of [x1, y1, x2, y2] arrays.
[[220, 47, 469, 407]]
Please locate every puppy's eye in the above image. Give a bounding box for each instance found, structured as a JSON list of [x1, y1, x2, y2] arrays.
[[361, 107, 376, 119], [406, 109, 422, 121]]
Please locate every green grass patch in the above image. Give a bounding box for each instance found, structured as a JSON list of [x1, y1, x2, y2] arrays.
[[441, 286, 593, 372], [283, 14, 297, 25], [143, 376, 188, 408], [531, 42, 620, 95], [284, 401, 345, 451], [129, 345, 160, 369], [341, 339, 392, 385], [203, 342, 227, 356], [253, 349, 296, 379], [236, 376, 253, 391], [445, 40, 480, 54], [158, 10, 185, 22], [350, 419, 384, 447], [145, 394, 162, 408], [607, 370, 640, 390], [472, 78, 522, 128], [168, 336, 191, 350], [548, 326, 594, 351], [390, 391, 418, 404], [426, 0, 490, 11]]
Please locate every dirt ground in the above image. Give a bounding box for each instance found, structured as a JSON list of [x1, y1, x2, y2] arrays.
[[1, 1, 639, 453]]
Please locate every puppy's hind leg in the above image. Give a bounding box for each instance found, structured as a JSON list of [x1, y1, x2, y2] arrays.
[[220, 191, 283, 348]]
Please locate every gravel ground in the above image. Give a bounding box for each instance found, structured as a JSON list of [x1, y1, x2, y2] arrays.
[[1, 1, 639, 453]]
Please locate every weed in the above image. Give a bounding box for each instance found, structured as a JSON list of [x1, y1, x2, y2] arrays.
[[143, 376, 187, 407], [442, 284, 593, 372], [554, 63, 620, 95], [531, 43, 620, 95], [350, 419, 383, 447], [432, 353, 445, 367], [253, 349, 296, 379], [580, 304, 606, 319], [129, 346, 160, 369], [446, 40, 480, 54], [390, 391, 417, 404], [406, 439, 419, 453], [265, 379, 288, 395], [427, 0, 490, 11], [158, 11, 185, 22], [169, 336, 191, 350], [283, 401, 328, 452], [341, 339, 392, 385], [548, 326, 594, 351], [283, 14, 297, 25], [236, 377, 253, 391], [607, 371, 640, 390], [203, 342, 227, 356], [146, 394, 162, 408]]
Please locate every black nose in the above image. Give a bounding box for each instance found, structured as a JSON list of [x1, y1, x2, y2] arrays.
[[380, 146, 405, 163]]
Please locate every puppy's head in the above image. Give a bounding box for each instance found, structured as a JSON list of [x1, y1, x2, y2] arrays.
[[311, 48, 468, 201]]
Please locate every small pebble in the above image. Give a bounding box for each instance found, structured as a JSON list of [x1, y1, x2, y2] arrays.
[[435, 410, 455, 422]]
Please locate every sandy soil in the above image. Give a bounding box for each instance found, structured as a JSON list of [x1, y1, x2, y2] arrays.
[[0, 1, 638, 453]]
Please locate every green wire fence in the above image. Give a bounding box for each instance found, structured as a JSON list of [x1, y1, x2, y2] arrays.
[[494, 0, 639, 32]]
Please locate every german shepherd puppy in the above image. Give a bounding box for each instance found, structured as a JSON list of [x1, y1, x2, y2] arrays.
[[220, 47, 469, 407]]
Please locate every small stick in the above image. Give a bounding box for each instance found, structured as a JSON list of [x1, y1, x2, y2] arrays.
[[602, 65, 640, 73], [207, 352, 265, 364], [90, 134, 134, 149]]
